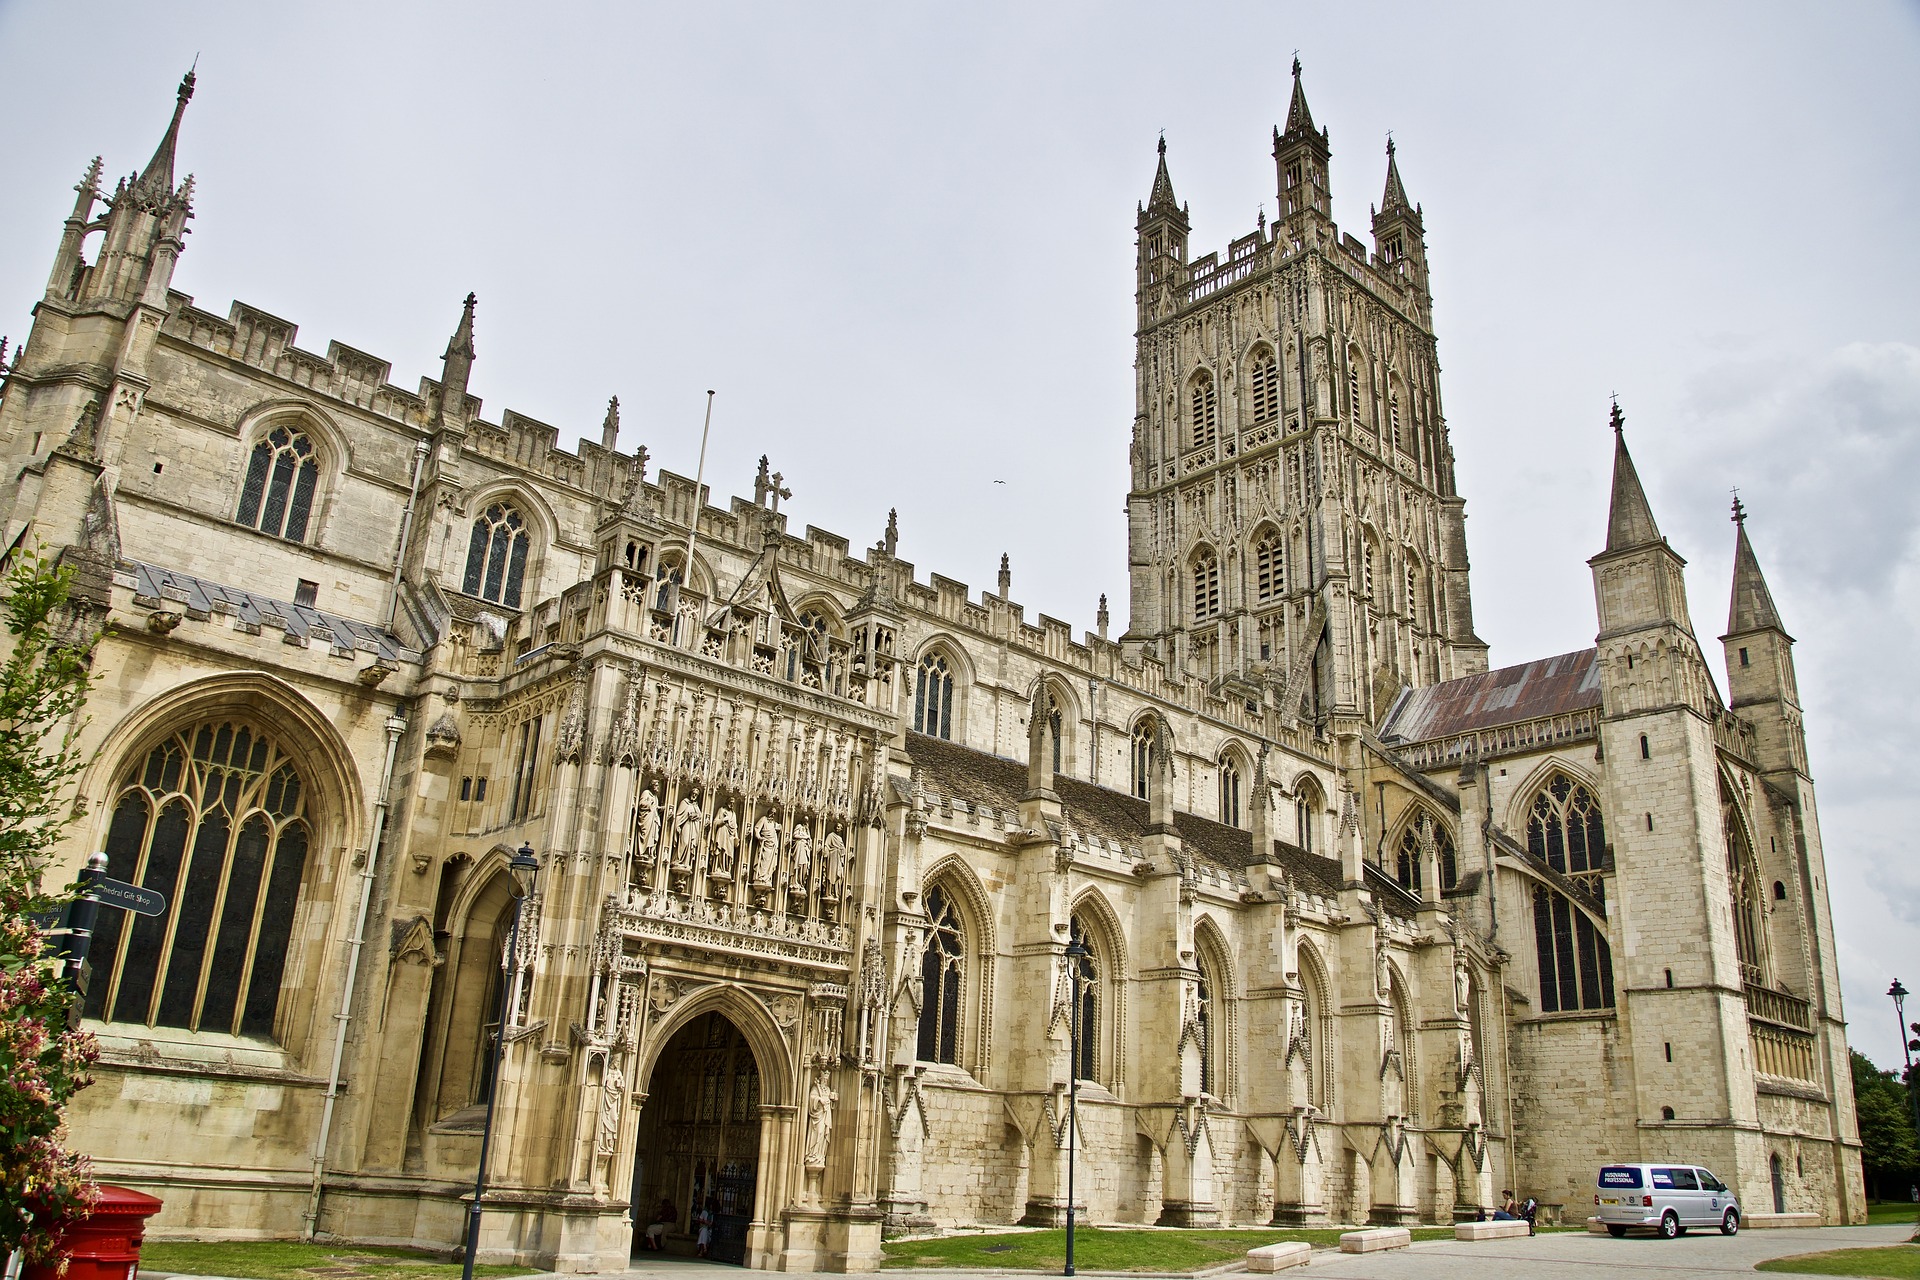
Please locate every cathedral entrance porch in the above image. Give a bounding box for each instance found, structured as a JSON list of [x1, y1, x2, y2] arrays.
[[632, 1011, 765, 1266]]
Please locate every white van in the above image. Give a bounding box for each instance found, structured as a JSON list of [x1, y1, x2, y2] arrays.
[[1594, 1163, 1741, 1238]]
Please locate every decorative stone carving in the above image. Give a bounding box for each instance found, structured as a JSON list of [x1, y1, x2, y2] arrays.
[[804, 1068, 836, 1169], [752, 814, 782, 888], [634, 787, 662, 865], [597, 1062, 625, 1157], [709, 804, 739, 881]]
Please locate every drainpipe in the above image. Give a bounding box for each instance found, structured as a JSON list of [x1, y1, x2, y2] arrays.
[[303, 710, 408, 1239], [385, 440, 432, 628]]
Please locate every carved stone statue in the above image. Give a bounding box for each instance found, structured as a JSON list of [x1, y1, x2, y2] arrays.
[[789, 822, 813, 894], [804, 1069, 836, 1169], [821, 828, 849, 899], [710, 806, 739, 880], [752, 814, 781, 887], [1454, 953, 1471, 1015], [597, 1062, 625, 1157], [673, 791, 705, 871], [635, 787, 661, 862]]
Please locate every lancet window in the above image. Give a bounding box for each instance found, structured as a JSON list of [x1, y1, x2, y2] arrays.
[[1189, 372, 1217, 450], [1192, 548, 1220, 620], [1526, 772, 1615, 1013], [1249, 351, 1279, 423], [914, 652, 955, 740], [1724, 786, 1767, 987], [463, 502, 530, 608], [917, 883, 965, 1065], [1195, 954, 1218, 1097], [1219, 754, 1243, 828], [236, 426, 319, 542], [1255, 531, 1285, 603], [1130, 720, 1154, 801], [85, 723, 312, 1039], [1394, 813, 1457, 893]]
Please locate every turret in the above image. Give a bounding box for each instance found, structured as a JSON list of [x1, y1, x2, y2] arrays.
[[1370, 138, 1428, 299], [1720, 499, 1807, 775], [1273, 58, 1331, 224], [1135, 137, 1190, 318], [1589, 402, 1693, 642]]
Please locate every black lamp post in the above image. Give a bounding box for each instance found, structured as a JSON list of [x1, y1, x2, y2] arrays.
[[1889, 980, 1920, 1142], [1064, 937, 1089, 1278], [462, 843, 541, 1280]]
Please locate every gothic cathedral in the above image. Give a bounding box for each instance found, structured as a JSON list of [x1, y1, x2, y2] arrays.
[[0, 63, 1864, 1271]]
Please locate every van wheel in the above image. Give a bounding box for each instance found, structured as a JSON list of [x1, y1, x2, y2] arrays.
[[1658, 1211, 1680, 1239], [1606, 1225, 1627, 1238], [1720, 1209, 1739, 1236]]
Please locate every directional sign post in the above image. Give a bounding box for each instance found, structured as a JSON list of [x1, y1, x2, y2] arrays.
[[94, 876, 168, 917]]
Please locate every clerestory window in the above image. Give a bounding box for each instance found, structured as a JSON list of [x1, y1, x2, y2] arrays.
[[463, 502, 530, 608], [237, 426, 319, 542], [914, 653, 955, 740]]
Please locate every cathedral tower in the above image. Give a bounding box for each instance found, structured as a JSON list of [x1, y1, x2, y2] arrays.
[[1123, 60, 1485, 736]]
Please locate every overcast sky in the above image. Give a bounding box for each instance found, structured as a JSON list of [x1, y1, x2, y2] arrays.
[[2, 2, 1916, 1071]]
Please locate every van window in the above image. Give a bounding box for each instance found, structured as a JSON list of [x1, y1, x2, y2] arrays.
[[1698, 1170, 1726, 1192], [1667, 1168, 1700, 1190], [1652, 1168, 1676, 1188], [1599, 1166, 1644, 1189]]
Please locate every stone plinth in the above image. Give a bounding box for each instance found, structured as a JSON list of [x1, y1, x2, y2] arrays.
[[1339, 1227, 1411, 1253], [1455, 1219, 1529, 1240], [1245, 1241, 1311, 1272]]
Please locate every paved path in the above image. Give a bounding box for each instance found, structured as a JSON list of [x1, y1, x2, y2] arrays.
[[1296, 1223, 1912, 1278]]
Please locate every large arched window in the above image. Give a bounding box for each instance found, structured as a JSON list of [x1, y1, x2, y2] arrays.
[[914, 652, 955, 740], [1218, 753, 1243, 828], [236, 426, 319, 542], [1248, 350, 1279, 424], [1189, 372, 1217, 450], [85, 723, 312, 1039], [1254, 531, 1285, 604], [1130, 720, 1155, 800], [1526, 772, 1614, 1013], [1394, 812, 1457, 893], [917, 883, 965, 1064], [1192, 548, 1220, 621], [1069, 915, 1100, 1082], [463, 502, 530, 608], [1724, 786, 1767, 987]]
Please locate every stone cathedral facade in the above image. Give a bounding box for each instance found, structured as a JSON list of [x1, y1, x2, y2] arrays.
[[0, 65, 1865, 1272]]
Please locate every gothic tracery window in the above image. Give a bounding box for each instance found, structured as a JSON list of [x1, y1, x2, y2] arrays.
[[1131, 720, 1154, 801], [1192, 548, 1220, 621], [236, 426, 319, 542], [1255, 531, 1285, 604], [1394, 813, 1457, 893], [463, 502, 530, 608], [85, 723, 312, 1039], [1526, 773, 1615, 1013], [917, 883, 965, 1064], [914, 652, 955, 740], [1725, 788, 1767, 987], [1219, 755, 1243, 828], [1195, 953, 1218, 1096], [1249, 350, 1279, 424], [1189, 372, 1217, 450]]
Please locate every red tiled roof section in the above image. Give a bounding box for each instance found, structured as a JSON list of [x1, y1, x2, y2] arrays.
[[901, 732, 1348, 900], [1379, 648, 1601, 745]]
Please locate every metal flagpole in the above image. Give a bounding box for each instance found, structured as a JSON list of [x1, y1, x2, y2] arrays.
[[682, 391, 716, 584]]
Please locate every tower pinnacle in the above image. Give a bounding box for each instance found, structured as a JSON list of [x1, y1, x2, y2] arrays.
[[132, 69, 196, 211], [1727, 500, 1785, 635], [1145, 135, 1180, 217], [1284, 56, 1315, 135], [1602, 402, 1662, 553], [1381, 135, 1411, 211]]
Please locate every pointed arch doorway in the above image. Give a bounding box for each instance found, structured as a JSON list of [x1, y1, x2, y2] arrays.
[[631, 1010, 764, 1265]]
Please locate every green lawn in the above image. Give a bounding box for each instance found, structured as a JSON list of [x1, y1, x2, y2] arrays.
[[1757, 1245, 1920, 1278], [881, 1227, 1456, 1271], [140, 1241, 536, 1280], [1866, 1202, 1920, 1227]]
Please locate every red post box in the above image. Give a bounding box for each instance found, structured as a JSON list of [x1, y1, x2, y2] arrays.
[[22, 1185, 165, 1280]]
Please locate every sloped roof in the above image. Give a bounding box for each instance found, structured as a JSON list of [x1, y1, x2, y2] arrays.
[[1379, 648, 1601, 745], [900, 731, 1351, 903]]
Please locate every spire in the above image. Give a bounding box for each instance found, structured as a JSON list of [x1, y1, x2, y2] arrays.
[[1727, 497, 1785, 634], [1381, 135, 1411, 211], [437, 293, 476, 426], [1603, 401, 1662, 552], [132, 68, 195, 210], [1284, 56, 1315, 135], [1145, 134, 1180, 216]]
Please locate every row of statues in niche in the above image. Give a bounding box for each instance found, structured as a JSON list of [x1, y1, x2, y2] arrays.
[[633, 782, 852, 914]]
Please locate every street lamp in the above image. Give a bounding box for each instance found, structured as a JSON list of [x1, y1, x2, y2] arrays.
[[1889, 980, 1920, 1142], [462, 843, 541, 1280], [1064, 936, 1089, 1278]]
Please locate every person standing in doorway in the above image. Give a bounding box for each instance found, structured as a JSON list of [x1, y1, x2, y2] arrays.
[[695, 1196, 716, 1258]]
